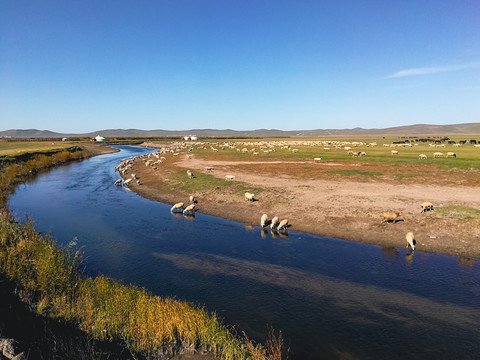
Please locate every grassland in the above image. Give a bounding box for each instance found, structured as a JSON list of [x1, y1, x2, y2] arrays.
[[0, 142, 286, 359], [130, 135, 480, 260]]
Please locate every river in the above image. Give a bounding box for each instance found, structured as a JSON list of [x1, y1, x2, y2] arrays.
[[8, 145, 480, 359]]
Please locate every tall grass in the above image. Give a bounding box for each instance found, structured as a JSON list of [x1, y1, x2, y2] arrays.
[[0, 147, 286, 359]]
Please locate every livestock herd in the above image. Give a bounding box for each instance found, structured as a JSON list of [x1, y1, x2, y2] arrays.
[[111, 136, 477, 252]]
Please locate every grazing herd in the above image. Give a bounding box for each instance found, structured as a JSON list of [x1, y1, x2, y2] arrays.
[[112, 136, 463, 252], [260, 214, 290, 233], [380, 200, 435, 253]]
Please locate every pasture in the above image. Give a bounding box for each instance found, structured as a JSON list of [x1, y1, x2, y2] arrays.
[[130, 135, 480, 259]]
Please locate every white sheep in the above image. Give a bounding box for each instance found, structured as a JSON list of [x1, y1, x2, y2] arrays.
[[170, 202, 184, 212], [124, 178, 133, 186], [183, 204, 195, 215], [406, 232, 415, 251], [420, 201, 434, 213], [446, 152, 456, 158], [418, 154, 427, 160], [278, 219, 289, 231], [189, 195, 195, 204], [245, 192, 255, 202], [433, 152, 443, 158], [270, 216, 279, 230], [260, 214, 268, 227], [391, 150, 399, 155], [114, 179, 122, 186], [314, 157, 322, 162], [225, 175, 235, 181], [187, 170, 194, 178]]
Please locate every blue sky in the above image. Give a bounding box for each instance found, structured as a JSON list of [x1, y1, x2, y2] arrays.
[[1, 0, 479, 132]]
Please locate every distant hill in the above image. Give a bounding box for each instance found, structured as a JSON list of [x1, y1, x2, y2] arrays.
[[1, 123, 480, 138]]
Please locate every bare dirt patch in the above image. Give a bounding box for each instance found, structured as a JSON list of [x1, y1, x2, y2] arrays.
[[125, 153, 480, 259]]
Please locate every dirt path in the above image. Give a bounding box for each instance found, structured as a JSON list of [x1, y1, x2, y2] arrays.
[[128, 155, 480, 259]]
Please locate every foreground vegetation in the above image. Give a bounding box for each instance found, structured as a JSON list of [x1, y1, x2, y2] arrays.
[[0, 144, 286, 359]]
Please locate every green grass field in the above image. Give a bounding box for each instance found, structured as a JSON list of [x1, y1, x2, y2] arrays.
[[0, 141, 79, 156], [184, 136, 480, 170]]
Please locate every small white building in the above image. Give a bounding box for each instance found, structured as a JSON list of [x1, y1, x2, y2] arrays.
[[95, 135, 105, 142]]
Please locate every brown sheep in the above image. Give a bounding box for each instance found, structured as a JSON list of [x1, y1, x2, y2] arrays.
[[381, 212, 401, 224]]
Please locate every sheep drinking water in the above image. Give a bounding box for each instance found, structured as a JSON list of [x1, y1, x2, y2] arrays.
[[270, 216, 279, 230], [278, 219, 289, 231], [260, 214, 268, 228], [183, 204, 195, 215], [171, 202, 184, 212], [406, 232, 415, 251]]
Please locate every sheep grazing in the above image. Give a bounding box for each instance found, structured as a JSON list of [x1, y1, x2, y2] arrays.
[[433, 152, 443, 158], [314, 157, 322, 163], [391, 150, 399, 155], [124, 178, 133, 186], [183, 204, 195, 215], [420, 201, 434, 213], [189, 195, 196, 204], [187, 170, 194, 178], [418, 154, 427, 160], [278, 219, 289, 231], [224, 174, 235, 181], [260, 214, 268, 227], [270, 216, 279, 230], [170, 202, 184, 212], [245, 192, 255, 202], [205, 166, 214, 172], [114, 179, 122, 186], [406, 232, 415, 251], [381, 212, 401, 224], [446, 152, 456, 158]]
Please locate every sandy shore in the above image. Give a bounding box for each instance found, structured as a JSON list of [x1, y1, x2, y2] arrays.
[[124, 152, 480, 259]]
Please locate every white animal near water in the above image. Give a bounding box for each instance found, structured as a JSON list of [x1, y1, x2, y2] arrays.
[[170, 202, 184, 212], [183, 204, 195, 215], [260, 214, 268, 227], [406, 232, 415, 251], [278, 219, 289, 231], [114, 179, 122, 186], [270, 216, 279, 230], [245, 192, 255, 202]]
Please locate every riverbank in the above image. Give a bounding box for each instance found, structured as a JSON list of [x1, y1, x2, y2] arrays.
[[0, 143, 287, 360], [125, 143, 480, 259]]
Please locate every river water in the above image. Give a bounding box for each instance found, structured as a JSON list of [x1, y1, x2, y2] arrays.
[[8, 145, 480, 359]]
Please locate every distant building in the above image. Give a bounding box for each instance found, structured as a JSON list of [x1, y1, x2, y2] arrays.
[[95, 135, 105, 142], [182, 135, 198, 141]]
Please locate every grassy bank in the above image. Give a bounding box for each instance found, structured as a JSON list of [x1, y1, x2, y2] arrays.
[[0, 144, 286, 359]]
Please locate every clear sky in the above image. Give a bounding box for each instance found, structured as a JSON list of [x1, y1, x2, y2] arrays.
[[1, 0, 479, 133]]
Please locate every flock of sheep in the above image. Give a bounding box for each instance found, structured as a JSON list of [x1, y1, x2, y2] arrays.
[[261, 214, 289, 232], [381, 201, 435, 252], [170, 196, 197, 216], [112, 137, 471, 252]]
